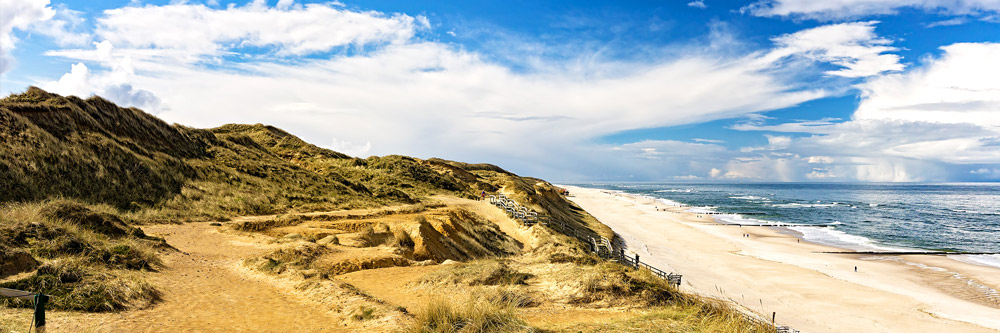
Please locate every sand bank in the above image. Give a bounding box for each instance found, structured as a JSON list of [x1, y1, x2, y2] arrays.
[[563, 185, 1000, 332]]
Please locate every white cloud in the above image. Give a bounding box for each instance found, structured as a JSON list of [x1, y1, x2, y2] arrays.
[[804, 156, 834, 163], [762, 21, 903, 77], [2, 0, 53, 73], [30, 3, 920, 182], [709, 168, 722, 178], [327, 137, 372, 157], [674, 175, 704, 180], [970, 168, 1000, 179], [40, 61, 164, 112], [93, 2, 422, 59], [744, 0, 1000, 20], [854, 42, 1000, 127], [0, 0, 89, 73], [806, 168, 836, 179], [687, 1, 707, 9], [692, 138, 725, 143], [724, 42, 1000, 181], [925, 17, 969, 27]]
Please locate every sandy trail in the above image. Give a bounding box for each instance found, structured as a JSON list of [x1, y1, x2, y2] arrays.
[[564, 185, 1000, 333], [5, 222, 344, 332], [111, 223, 342, 332]]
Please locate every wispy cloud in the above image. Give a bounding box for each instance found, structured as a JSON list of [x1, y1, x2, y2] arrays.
[[687, 1, 707, 9], [743, 0, 1000, 20], [925, 17, 969, 27]]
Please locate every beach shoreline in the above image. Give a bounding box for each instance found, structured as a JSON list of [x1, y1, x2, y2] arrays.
[[562, 185, 1000, 332]]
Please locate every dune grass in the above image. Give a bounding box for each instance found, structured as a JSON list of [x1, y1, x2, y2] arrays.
[[0, 200, 163, 311], [410, 288, 535, 333], [420, 260, 533, 286]]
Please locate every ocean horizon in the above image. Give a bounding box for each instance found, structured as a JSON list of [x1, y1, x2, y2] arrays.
[[569, 182, 1000, 269]]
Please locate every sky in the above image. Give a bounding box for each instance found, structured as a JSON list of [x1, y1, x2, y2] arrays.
[[1, 0, 999, 182]]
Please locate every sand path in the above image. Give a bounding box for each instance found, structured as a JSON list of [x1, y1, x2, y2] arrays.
[[0, 222, 344, 332], [101, 222, 342, 332], [564, 185, 1000, 333]]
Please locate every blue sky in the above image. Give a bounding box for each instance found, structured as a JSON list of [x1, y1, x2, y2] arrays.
[[2, 0, 999, 182]]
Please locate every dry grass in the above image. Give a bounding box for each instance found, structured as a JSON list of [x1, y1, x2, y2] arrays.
[[567, 299, 775, 332], [0, 200, 162, 311], [409, 289, 535, 333], [420, 260, 532, 286], [391, 228, 415, 249]]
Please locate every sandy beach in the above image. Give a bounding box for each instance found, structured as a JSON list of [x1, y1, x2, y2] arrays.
[[563, 185, 1000, 332]]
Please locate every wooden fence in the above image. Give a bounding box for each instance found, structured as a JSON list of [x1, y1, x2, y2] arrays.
[[488, 193, 545, 226]]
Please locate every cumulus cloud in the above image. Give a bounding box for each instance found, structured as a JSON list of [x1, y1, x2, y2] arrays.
[[744, 0, 1000, 20], [327, 137, 372, 157], [722, 42, 1000, 181], [854, 42, 1000, 127], [41, 60, 164, 112]]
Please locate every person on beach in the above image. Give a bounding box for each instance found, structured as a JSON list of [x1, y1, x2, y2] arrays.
[[854, 266, 858, 272], [481, 190, 486, 200]]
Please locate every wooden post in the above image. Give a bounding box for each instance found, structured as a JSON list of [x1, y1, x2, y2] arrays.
[[772, 311, 776, 327], [35, 293, 48, 333], [635, 254, 640, 270]]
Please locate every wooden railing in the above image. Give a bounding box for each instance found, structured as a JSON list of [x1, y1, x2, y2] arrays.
[[488, 193, 546, 226]]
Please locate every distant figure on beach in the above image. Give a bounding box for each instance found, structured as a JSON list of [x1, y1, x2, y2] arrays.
[[481, 190, 486, 200], [854, 266, 858, 272]]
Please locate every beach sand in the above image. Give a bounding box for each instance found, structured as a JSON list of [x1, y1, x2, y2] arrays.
[[563, 185, 1000, 332]]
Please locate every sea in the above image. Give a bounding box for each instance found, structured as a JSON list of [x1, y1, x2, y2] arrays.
[[571, 183, 1000, 269]]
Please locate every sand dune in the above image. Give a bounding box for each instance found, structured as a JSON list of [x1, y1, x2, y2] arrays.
[[563, 185, 1000, 332]]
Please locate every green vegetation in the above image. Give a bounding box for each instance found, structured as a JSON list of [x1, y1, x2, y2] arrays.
[[0, 200, 162, 311]]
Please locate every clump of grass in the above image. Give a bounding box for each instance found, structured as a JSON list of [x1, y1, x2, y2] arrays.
[[0, 259, 160, 311], [421, 260, 532, 286], [0, 201, 163, 312], [391, 228, 415, 249], [355, 226, 378, 247], [547, 252, 599, 266], [248, 243, 325, 275], [572, 262, 682, 306], [351, 305, 378, 321], [409, 291, 534, 333], [39, 200, 145, 238], [88, 242, 160, 270], [231, 213, 305, 232], [473, 287, 535, 308]]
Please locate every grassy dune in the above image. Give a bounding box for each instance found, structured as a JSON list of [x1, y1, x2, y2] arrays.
[[1, 88, 769, 331]]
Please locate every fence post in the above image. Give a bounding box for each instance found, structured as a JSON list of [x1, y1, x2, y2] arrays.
[[34, 293, 48, 333], [635, 254, 640, 270]]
